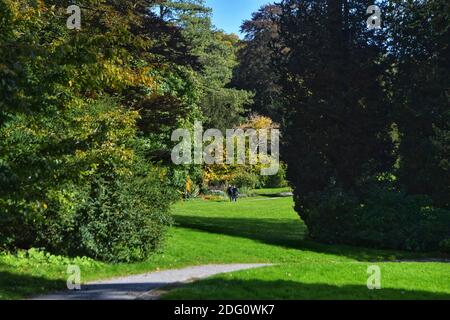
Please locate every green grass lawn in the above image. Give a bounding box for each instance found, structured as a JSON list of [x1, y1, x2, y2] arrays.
[[1, 189, 449, 299], [162, 263, 450, 300]]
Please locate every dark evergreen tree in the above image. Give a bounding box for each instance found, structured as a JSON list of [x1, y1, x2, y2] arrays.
[[274, 0, 395, 231], [233, 4, 283, 121]]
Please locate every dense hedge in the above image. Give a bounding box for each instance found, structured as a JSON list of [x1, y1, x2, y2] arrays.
[[303, 186, 450, 252]]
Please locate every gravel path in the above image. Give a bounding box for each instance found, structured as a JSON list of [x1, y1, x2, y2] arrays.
[[32, 264, 272, 300]]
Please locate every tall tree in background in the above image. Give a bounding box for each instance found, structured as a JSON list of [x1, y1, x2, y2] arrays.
[[197, 30, 253, 131], [158, 0, 253, 131], [233, 4, 283, 121]]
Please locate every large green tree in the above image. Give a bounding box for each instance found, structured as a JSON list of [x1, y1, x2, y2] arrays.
[[158, 0, 253, 131], [0, 0, 197, 261], [233, 4, 283, 121], [274, 0, 394, 221]]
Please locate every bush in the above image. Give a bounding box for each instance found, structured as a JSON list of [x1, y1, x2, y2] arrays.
[[305, 187, 360, 244], [0, 248, 101, 270], [72, 163, 175, 262], [439, 239, 450, 254], [303, 186, 450, 252], [262, 163, 288, 188], [354, 190, 450, 251], [0, 99, 175, 262], [230, 170, 259, 189]]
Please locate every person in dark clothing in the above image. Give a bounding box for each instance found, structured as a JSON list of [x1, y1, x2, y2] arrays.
[[226, 186, 233, 202], [231, 186, 239, 202]]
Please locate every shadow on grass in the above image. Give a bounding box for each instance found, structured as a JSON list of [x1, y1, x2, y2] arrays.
[[163, 278, 450, 300], [0, 271, 66, 300], [175, 215, 306, 248], [252, 191, 294, 198], [173, 215, 420, 261], [31, 282, 170, 300], [255, 193, 287, 198]]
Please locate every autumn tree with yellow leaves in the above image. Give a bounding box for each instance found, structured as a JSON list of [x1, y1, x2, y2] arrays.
[[202, 115, 287, 191]]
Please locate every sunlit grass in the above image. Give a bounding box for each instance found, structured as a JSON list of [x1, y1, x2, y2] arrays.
[[1, 189, 448, 299]]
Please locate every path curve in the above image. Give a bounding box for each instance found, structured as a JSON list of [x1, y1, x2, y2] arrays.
[[33, 264, 272, 300]]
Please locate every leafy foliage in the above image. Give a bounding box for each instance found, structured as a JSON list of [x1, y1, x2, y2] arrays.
[[233, 4, 283, 121], [386, 0, 450, 209], [202, 115, 284, 190], [168, 0, 253, 130], [0, 0, 192, 261], [274, 0, 394, 218], [73, 162, 175, 262], [306, 186, 450, 252]]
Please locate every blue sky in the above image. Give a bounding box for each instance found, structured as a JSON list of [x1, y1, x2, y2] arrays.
[[205, 0, 272, 37]]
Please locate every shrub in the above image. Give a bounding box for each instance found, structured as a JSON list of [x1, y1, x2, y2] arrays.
[[354, 189, 450, 251], [305, 187, 360, 244], [237, 186, 257, 197], [0, 99, 175, 262], [262, 163, 288, 188], [205, 190, 226, 197], [72, 163, 175, 263], [439, 239, 450, 254], [303, 186, 450, 252], [230, 170, 259, 189], [0, 248, 101, 270]]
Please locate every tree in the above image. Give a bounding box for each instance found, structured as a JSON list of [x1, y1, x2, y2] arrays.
[[386, 0, 450, 208], [0, 0, 197, 261], [274, 0, 395, 230], [202, 114, 282, 189], [234, 4, 284, 121], [161, 0, 253, 131]]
